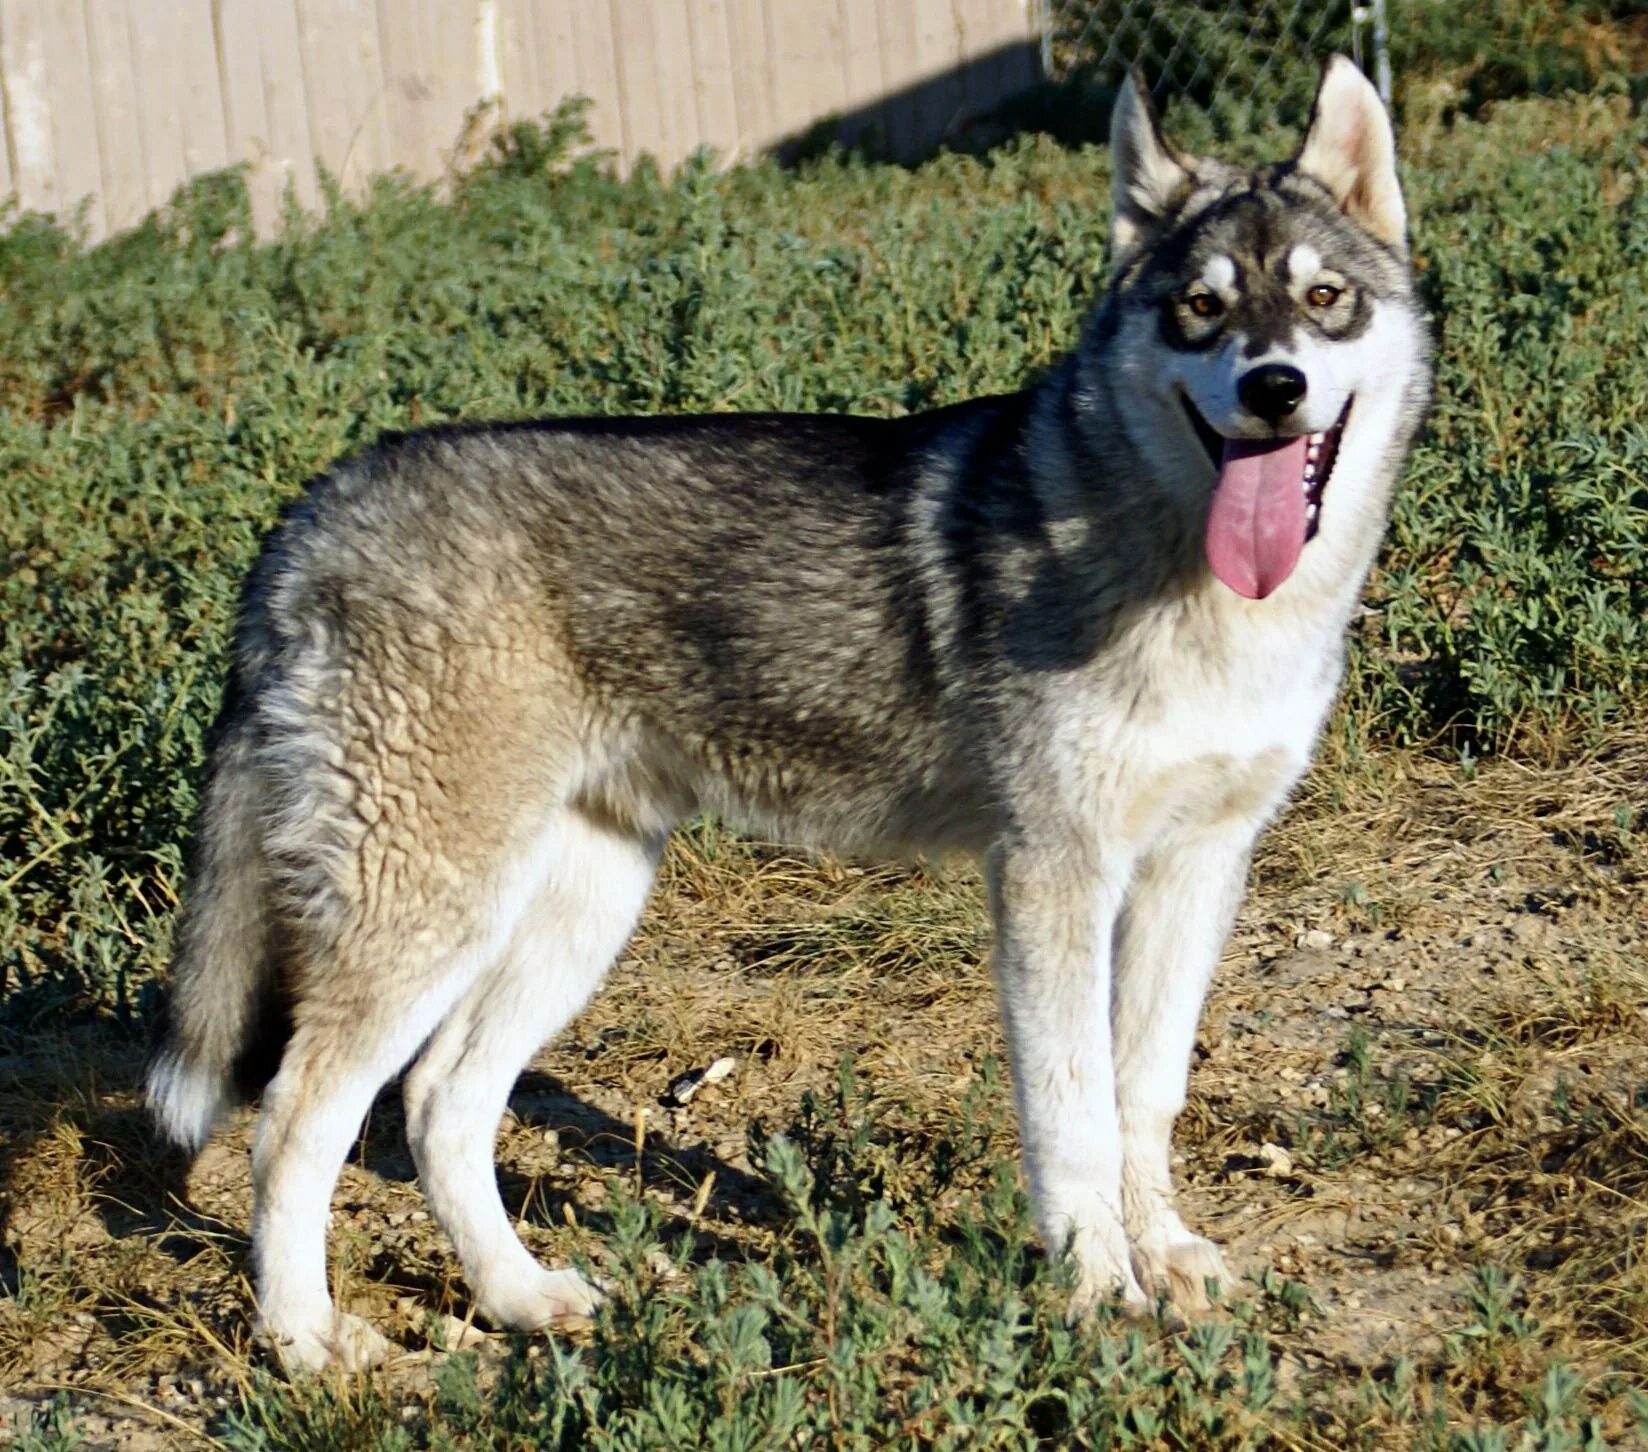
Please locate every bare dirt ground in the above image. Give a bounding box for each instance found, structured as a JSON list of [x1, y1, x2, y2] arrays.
[[1, 739, 1643, 1447]]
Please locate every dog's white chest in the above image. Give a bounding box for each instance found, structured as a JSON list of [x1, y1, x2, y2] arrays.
[[1093, 628, 1333, 849]]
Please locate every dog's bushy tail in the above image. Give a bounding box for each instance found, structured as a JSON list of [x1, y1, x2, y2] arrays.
[[147, 704, 286, 1152]]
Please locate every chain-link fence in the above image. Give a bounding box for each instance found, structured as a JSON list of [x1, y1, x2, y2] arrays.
[[1042, 0, 1391, 116]]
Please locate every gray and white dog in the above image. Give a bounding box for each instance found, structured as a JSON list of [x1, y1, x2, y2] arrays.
[[150, 57, 1430, 1371]]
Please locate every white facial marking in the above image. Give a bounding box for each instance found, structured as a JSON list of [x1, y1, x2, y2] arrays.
[[1287, 243, 1322, 283], [1201, 254, 1237, 294]]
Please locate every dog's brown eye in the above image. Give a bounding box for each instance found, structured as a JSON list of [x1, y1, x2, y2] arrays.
[[1185, 292, 1223, 320], [1306, 283, 1342, 308]]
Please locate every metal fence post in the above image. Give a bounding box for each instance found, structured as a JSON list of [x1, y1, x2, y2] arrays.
[[1371, 0, 1392, 104]]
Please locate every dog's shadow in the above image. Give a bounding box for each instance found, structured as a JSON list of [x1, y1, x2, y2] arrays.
[[0, 1028, 778, 1343], [351, 1068, 773, 1265]]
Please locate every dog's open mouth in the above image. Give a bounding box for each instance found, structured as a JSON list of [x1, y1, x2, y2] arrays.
[[1182, 395, 1352, 600]]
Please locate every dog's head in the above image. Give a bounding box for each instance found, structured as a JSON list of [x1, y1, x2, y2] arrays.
[[1097, 57, 1429, 600]]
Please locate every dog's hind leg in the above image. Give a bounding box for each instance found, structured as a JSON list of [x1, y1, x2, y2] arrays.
[[251, 956, 484, 1372], [249, 718, 576, 1370], [1112, 827, 1254, 1311], [402, 809, 661, 1332]]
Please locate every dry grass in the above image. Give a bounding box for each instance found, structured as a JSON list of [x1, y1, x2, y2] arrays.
[[0, 734, 1644, 1445]]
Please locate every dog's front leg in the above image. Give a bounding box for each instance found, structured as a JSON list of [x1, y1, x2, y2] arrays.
[[1112, 826, 1255, 1310], [987, 838, 1148, 1313]]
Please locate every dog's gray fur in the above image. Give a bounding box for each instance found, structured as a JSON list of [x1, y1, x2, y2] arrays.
[[150, 58, 1430, 1369]]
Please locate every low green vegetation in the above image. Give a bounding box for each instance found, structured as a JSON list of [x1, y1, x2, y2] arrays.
[[394, 1067, 1635, 1451]]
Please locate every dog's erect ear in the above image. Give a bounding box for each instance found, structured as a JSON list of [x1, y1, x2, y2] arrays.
[[1110, 71, 1192, 259], [1294, 54, 1406, 250]]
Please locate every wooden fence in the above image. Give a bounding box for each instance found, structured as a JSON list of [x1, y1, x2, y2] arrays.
[[0, 0, 1042, 240]]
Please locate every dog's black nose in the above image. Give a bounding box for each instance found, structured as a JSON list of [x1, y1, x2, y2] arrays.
[[1237, 364, 1307, 423]]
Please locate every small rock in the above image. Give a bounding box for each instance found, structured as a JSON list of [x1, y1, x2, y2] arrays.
[[663, 1055, 739, 1106], [1258, 1142, 1294, 1177], [436, 1314, 489, 1351], [1302, 929, 1334, 950], [1511, 916, 1552, 945]]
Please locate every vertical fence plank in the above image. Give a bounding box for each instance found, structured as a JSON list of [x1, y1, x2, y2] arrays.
[[648, 0, 698, 165], [375, 0, 432, 179], [0, 69, 11, 205], [85, 0, 148, 232], [963, 0, 1038, 98], [724, 0, 777, 154], [33, 0, 103, 231], [1002, 0, 1042, 90], [120, 0, 231, 216], [769, 1, 846, 150], [295, 0, 391, 193], [497, 0, 546, 125], [173, 0, 231, 182], [683, 0, 738, 160], [871, 0, 920, 156], [388, 0, 481, 173], [214, 0, 280, 232], [256, 0, 319, 216], [570, 2, 625, 158], [837, 0, 886, 113], [125, 0, 189, 213], [608, 2, 664, 166], [219, 0, 319, 230], [534, 0, 584, 123], [494, 0, 587, 136], [912, 0, 964, 152], [0, 0, 59, 216]]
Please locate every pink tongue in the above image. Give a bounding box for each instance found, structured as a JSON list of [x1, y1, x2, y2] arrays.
[[1204, 434, 1308, 599]]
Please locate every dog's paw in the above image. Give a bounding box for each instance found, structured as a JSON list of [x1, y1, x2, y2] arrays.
[[262, 1310, 395, 1375], [478, 1265, 603, 1333], [1131, 1232, 1232, 1315], [1065, 1250, 1151, 1323]]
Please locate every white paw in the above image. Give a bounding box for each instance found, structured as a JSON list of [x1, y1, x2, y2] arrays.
[[261, 1309, 394, 1374], [1067, 1269, 1151, 1322], [1064, 1232, 1151, 1321], [477, 1265, 603, 1332], [1132, 1231, 1232, 1314]]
